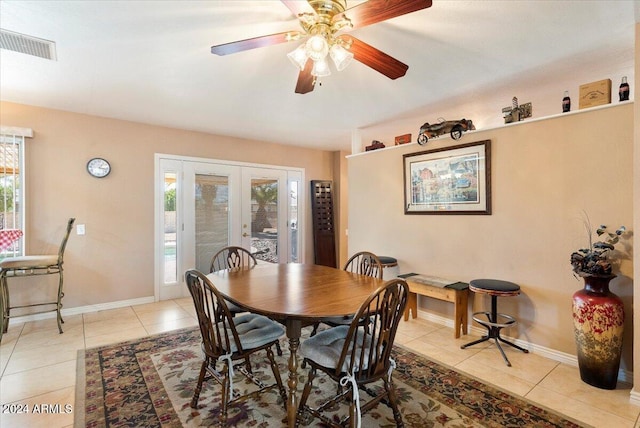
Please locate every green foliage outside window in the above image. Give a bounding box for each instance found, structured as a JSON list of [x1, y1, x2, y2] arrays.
[[164, 188, 176, 211], [0, 185, 14, 212]]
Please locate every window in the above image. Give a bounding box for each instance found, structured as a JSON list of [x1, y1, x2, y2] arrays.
[[0, 127, 30, 258]]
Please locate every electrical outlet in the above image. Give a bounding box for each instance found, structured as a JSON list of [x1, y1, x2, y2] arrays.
[[77, 224, 85, 235]]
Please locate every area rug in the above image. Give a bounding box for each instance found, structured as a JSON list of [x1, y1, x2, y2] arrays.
[[76, 327, 589, 427]]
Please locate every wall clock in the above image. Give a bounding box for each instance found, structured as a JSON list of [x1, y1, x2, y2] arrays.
[[87, 157, 111, 178]]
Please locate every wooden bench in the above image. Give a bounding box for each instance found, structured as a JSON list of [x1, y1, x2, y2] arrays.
[[399, 274, 469, 338]]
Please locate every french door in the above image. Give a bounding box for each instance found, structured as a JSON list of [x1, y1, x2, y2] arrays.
[[155, 155, 303, 300]]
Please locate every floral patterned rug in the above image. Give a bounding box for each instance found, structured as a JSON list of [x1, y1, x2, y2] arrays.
[[76, 327, 589, 427]]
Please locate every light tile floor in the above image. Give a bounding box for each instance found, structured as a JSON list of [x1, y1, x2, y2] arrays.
[[0, 299, 638, 427]]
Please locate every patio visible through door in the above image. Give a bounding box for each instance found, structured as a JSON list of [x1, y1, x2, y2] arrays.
[[155, 155, 303, 301]]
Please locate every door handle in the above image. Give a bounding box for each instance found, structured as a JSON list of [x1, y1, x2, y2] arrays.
[[243, 232, 249, 237]]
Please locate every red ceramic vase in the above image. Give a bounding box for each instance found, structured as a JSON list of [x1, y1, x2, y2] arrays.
[[572, 275, 624, 389]]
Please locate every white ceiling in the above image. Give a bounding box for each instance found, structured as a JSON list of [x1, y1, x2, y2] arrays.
[[0, 1, 637, 151]]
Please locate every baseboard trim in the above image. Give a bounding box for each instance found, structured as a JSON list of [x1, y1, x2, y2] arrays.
[[7, 296, 156, 325], [415, 308, 632, 384]]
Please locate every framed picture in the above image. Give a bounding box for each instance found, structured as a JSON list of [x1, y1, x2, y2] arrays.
[[403, 140, 491, 215]]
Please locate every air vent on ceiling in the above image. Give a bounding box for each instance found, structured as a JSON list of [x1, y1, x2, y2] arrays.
[[0, 29, 57, 60]]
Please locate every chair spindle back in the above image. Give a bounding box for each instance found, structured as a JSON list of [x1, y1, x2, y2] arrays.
[[209, 246, 257, 273], [335, 279, 408, 381], [343, 251, 384, 279], [185, 269, 242, 358]]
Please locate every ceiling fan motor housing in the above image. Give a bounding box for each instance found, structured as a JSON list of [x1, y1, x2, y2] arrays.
[[309, 0, 347, 18]]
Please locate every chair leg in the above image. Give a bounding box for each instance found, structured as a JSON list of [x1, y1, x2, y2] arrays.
[[295, 365, 316, 426], [1, 274, 9, 335], [384, 378, 404, 428], [0, 277, 4, 342], [460, 335, 491, 349], [349, 399, 356, 428], [56, 270, 65, 334], [265, 346, 288, 411], [220, 361, 231, 427], [191, 360, 208, 408], [309, 322, 320, 337]]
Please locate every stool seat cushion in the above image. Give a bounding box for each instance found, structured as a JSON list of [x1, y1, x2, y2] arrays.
[[378, 256, 398, 267], [469, 279, 520, 296]]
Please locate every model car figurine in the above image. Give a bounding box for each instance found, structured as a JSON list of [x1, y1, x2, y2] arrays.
[[417, 118, 475, 145]]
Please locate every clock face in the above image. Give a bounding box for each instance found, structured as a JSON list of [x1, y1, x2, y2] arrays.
[[87, 158, 111, 178]]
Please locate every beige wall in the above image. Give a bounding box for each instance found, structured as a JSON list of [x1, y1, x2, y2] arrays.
[[0, 101, 335, 309], [348, 104, 634, 370]]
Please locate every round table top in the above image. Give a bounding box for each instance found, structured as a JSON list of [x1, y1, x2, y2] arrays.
[[208, 263, 385, 320]]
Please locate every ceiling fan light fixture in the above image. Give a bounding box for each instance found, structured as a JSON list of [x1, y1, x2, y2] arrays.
[[329, 44, 353, 71], [311, 58, 331, 77], [305, 35, 329, 61], [287, 44, 308, 70]]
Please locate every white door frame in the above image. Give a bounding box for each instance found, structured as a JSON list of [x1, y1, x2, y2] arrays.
[[154, 153, 305, 301]]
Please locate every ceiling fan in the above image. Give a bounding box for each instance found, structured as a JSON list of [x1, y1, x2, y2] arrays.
[[210, 0, 433, 94]]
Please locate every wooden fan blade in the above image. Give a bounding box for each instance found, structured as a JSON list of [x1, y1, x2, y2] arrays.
[[281, 0, 315, 17], [211, 31, 301, 56], [295, 60, 315, 94], [341, 35, 408, 79], [335, 0, 432, 30]]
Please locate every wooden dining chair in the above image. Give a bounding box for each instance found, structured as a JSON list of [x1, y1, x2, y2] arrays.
[[209, 245, 282, 356], [310, 251, 384, 336], [296, 278, 409, 428], [343, 251, 384, 280], [185, 269, 287, 426], [0, 217, 75, 342], [209, 245, 257, 274], [209, 245, 257, 315]]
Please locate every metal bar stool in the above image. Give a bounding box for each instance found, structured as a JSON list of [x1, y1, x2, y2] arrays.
[[0, 218, 75, 342], [460, 278, 529, 366], [378, 256, 398, 280]]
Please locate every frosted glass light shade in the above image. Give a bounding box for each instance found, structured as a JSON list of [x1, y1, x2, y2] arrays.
[[329, 44, 354, 71], [305, 35, 329, 61], [287, 44, 308, 70], [311, 58, 331, 77]]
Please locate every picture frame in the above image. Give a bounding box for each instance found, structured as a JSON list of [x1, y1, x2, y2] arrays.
[[403, 140, 491, 215]]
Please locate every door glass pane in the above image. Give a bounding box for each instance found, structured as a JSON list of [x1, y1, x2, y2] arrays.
[[251, 179, 278, 263], [195, 174, 229, 272], [163, 172, 177, 283], [289, 180, 299, 262]]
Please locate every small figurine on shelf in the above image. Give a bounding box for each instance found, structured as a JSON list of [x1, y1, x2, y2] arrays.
[[619, 76, 630, 101], [502, 96, 532, 124], [562, 91, 571, 113], [365, 140, 385, 151]]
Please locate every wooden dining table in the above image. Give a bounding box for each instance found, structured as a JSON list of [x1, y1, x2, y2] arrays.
[[207, 262, 385, 427]]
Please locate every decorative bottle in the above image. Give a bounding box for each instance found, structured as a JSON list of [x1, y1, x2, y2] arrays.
[[562, 91, 571, 113], [619, 76, 629, 101]]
